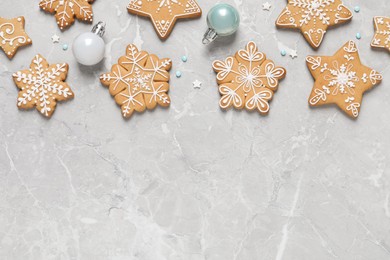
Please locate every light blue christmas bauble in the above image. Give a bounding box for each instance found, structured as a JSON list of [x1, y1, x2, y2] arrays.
[[207, 4, 240, 36]]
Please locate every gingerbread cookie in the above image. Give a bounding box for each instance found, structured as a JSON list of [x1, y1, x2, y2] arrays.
[[306, 41, 383, 118], [39, 0, 94, 30], [212, 41, 286, 115], [13, 54, 74, 117], [0, 16, 32, 59], [127, 0, 202, 39], [100, 44, 172, 118], [371, 16, 390, 52], [276, 0, 353, 48]]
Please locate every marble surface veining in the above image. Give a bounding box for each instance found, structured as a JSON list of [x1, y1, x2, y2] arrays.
[[1, 0, 390, 259]]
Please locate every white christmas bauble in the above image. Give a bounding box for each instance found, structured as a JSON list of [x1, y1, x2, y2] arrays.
[[72, 32, 105, 66]]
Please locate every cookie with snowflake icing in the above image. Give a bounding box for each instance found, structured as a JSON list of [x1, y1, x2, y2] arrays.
[[371, 16, 390, 53], [212, 41, 286, 115], [39, 0, 94, 30], [127, 0, 202, 39], [306, 41, 383, 118], [0, 16, 32, 59], [100, 44, 172, 118], [13, 54, 74, 117], [276, 0, 353, 48]]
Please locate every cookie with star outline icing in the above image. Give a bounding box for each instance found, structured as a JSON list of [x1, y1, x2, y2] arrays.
[[306, 41, 383, 118], [212, 41, 286, 115], [100, 44, 172, 119], [39, 0, 94, 30], [127, 0, 202, 39], [0, 16, 32, 59], [276, 0, 353, 49], [371, 16, 390, 53]]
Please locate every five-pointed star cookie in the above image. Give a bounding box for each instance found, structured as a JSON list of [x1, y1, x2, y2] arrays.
[[0, 16, 32, 59], [39, 0, 94, 30], [276, 0, 353, 48], [13, 54, 74, 118], [306, 41, 383, 118], [371, 16, 390, 53], [127, 0, 202, 39]]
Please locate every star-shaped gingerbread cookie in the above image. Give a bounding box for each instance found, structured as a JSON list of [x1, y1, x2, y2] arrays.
[[39, 0, 94, 30], [13, 54, 74, 118], [127, 0, 202, 39], [276, 0, 353, 48], [371, 16, 390, 53], [0, 16, 32, 59], [306, 41, 383, 118]]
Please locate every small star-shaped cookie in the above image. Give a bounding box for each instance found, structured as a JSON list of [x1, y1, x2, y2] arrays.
[[306, 41, 383, 118], [127, 0, 202, 39], [371, 16, 390, 52], [276, 0, 353, 48], [0, 16, 32, 59], [13, 54, 74, 117]]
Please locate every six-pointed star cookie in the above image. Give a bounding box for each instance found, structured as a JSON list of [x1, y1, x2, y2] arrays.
[[127, 0, 202, 39], [276, 0, 353, 48], [306, 41, 383, 118], [0, 16, 32, 59], [39, 0, 94, 30], [13, 54, 74, 118], [371, 16, 390, 52]]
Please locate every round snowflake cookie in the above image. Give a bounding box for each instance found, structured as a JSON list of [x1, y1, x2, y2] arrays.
[[306, 41, 383, 118], [276, 0, 353, 49], [100, 44, 172, 119], [39, 0, 94, 30], [12, 54, 74, 118], [212, 41, 286, 115]]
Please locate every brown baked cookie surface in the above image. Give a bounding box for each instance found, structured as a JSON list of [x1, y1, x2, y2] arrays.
[[127, 0, 202, 39], [307, 41, 383, 118], [39, 0, 94, 30], [371, 16, 390, 52], [276, 0, 353, 48], [0, 16, 32, 59]]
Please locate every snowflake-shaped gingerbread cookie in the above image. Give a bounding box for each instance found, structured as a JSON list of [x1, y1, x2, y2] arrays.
[[0, 16, 32, 59], [13, 54, 74, 117], [39, 0, 94, 30], [100, 44, 172, 119], [127, 0, 202, 39], [212, 41, 286, 115], [276, 0, 353, 48], [371, 16, 390, 52], [306, 41, 383, 118]]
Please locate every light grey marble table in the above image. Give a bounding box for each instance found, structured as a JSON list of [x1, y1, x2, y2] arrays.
[[1, 0, 390, 259]]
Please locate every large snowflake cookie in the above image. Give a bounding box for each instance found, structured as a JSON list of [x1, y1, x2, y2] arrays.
[[371, 16, 390, 53], [100, 44, 172, 119], [39, 0, 94, 30], [13, 54, 74, 118], [306, 41, 383, 118], [0, 16, 32, 59], [276, 0, 353, 48], [127, 0, 202, 39], [212, 41, 286, 115]]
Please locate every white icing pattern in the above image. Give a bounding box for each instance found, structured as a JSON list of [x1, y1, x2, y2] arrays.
[[13, 55, 73, 117], [213, 41, 286, 115], [371, 16, 390, 52], [307, 41, 383, 118], [100, 44, 172, 118], [0, 17, 32, 58], [276, 0, 353, 48]]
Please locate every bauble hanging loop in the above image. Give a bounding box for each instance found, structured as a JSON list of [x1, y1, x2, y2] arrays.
[[202, 4, 240, 44], [72, 21, 106, 66]]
